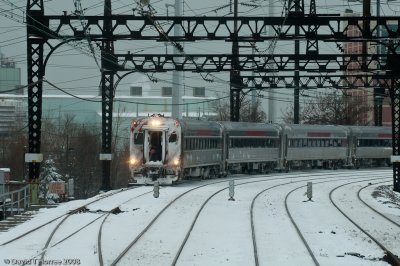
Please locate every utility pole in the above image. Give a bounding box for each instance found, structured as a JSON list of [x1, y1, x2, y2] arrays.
[[251, 46, 256, 121], [100, 0, 115, 191], [230, 0, 242, 121], [26, 0, 45, 205], [293, 2, 300, 124], [374, 0, 383, 126], [267, 0, 275, 123], [172, 0, 182, 119]]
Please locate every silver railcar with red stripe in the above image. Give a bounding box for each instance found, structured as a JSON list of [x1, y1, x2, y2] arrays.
[[129, 115, 392, 184], [282, 124, 351, 170]]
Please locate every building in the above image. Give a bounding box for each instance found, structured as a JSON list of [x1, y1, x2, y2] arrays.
[[0, 50, 25, 136], [0, 98, 26, 136], [343, 10, 392, 126], [0, 51, 21, 94]]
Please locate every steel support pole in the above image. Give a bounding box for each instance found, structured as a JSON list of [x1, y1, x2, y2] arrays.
[[172, 0, 182, 119], [26, 0, 45, 205], [390, 79, 400, 192], [230, 0, 241, 122], [293, 3, 301, 124], [100, 0, 115, 191], [267, 0, 275, 123], [374, 0, 383, 126]]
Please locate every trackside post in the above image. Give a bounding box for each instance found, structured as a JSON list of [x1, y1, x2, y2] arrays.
[[306, 182, 313, 201], [153, 181, 160, 198], [228, 180, 235, 201]]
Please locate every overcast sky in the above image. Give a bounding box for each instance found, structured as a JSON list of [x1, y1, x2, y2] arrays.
[[1, 0, 400, 119]]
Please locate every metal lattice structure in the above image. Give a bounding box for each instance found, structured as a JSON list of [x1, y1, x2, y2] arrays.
[[26, 0, 45, 201], [26, 1, 400, 193]]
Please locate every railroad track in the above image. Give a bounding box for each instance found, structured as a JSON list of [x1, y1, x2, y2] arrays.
[[37, 186, 157, 266], [250, 172, 386, 266], [330, 180, 400, 265], [358, 182, 400, 228], [109, 171, 376, 265], [2, 170, 397, 266], [0, 187, 139, 246], [282, 176, 388, 266], [0, 186, 157, 266]]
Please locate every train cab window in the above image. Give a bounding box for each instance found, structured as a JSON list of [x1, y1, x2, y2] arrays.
[[169, 132, 177, 143], [134, 133, 144, 144]]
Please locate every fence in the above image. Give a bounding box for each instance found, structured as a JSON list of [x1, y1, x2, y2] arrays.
[[0, 185, 29, 220]]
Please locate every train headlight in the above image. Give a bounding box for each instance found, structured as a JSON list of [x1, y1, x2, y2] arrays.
[[173, 159, 180, 166], [129, 158, 137, 165], [151, 119, 161, 126]]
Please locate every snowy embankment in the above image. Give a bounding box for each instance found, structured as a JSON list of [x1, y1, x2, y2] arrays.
[[0, 169, 399, 266]]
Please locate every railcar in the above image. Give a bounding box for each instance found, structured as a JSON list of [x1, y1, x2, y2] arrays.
[[129, 115, 224, 184], [180, 120, 224, 179], [129, 115, 393, 184], [221, 122, 282, 173], [282, 124, 350, 170], [129, 114, 182, 185], [348, 126, 392, 167]]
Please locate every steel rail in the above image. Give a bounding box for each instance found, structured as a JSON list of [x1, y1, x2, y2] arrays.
[[329, 180, 400, 265]]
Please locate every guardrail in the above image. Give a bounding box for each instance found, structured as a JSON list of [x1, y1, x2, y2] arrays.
[[0, 185, 30, 220]]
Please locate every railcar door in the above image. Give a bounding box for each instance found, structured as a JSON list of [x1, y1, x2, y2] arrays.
[[144, 130, 166, 163]]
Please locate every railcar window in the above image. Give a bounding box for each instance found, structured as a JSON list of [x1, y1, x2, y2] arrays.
[[289, 138, 345, 148], [358, 139, 393, 147], [169, 132, 177, 143], [134, 133, 144, 144], [384, 140, 392, 147], [229, 138, 278, 148]]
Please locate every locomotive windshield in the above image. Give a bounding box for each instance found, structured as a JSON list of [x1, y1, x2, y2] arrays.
[[134, 133, 144, 144]]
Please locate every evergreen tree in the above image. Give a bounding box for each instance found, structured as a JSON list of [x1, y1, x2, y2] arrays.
[[39, 159, 63, 204]]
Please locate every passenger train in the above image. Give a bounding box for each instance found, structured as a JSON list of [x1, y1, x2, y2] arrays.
[[129, 114, 392, 185]]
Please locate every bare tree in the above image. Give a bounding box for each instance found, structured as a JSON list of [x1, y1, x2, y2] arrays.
[[110, 104, 130, 188], [71, 124, 101, 198], [0, 130, 27, 181], [282, 92, 372, 125], [210, 94, 267, 122]]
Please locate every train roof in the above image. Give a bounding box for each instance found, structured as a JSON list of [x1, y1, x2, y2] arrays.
[[283, 124, 349, 138], [348, 126, 392, 139], [179, 119, 222, 137], [220, 122, 281, 137]]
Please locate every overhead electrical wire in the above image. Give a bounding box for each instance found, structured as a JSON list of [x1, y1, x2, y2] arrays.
[[0, 0, 389, 109]]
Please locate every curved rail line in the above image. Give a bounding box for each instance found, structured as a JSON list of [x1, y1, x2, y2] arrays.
[[358, 182, 400, 228], [110, 170, 389, 266], [37, 187, 156, 266], [97, 190, 155, 266], [19, 188, 155, 266], [108, 176, 256, 266], [0, 187, 139, 246], [282, 176, 388, 266], [7, 187, 148, 266], [329, 179, 400, 266], [174, 171, 387, 266], [110, 172, 324, 265]]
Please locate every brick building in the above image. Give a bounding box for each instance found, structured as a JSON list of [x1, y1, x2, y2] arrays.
[[343, 13, 392, 126]]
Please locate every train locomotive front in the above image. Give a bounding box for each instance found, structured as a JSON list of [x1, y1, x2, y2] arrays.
[[129, 115, 182, 185]]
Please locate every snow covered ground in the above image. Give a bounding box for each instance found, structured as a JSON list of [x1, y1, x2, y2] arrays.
[[0, 169, 399, 266]]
